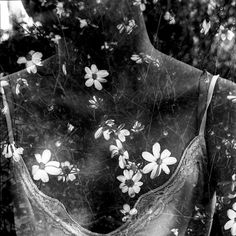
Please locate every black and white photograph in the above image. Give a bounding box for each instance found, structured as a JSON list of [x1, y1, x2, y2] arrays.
[[1, 0, 236, 235]]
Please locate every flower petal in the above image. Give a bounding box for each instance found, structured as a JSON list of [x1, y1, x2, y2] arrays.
[[85, 67, 92, 75], [97, 70, 109, 78], [143, 162, 156, 174], [123, 151, 129, 159], [85, 78, 94, 87], [233, 203, 236, 211], [67, 174, 76, 181], [127, 170, 133, 179], [160, 149, 171, 159], [128, 187, 135, 197], [35, 154, 42, 163], [124, 169, 132, 179], [32, 52, 43, 65], [85, 74, 92, 79], [121, 186, 128, 193], [117, 175, 126, 182], [150, 164, 159, 179], [94, 127, 103, 139], [119, 156, 126, 169], [130, 208, 137, 215], [32, 165, 39, 176], [29, 50, 35, 55], [109, 144, 118, 152], [40, 171, 49, 182], [103, 130, 111, 140], [118, 134, 125, 142], [162, 157, 177, 165], [121, 129, 130, 136], [97, 77, 107, 83], [41, 149, 51, 164], [45, 166, 61, 176], [17, 57, 27, 64], [116, 139, 123, 149], [152, 142, 160, 158], [161, 163, 170, 175], [135, 181, 143, 187], [46, 161, 60, 168], [91, 64, 98, 73], [94, 80, 103, 90], [133, 185, 141, 194], [142, 151, 156, 162], [132, 171, 142, 182], [33, 169, 49, 182], [224, 219, 234, 230], [123, 204, 130, 213], [228, 209, 236, 220], [232, 223, 236, 236]]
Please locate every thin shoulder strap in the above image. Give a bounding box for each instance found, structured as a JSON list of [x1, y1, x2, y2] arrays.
[[199, 74, 219, 136], [0, 80, 14, 144]]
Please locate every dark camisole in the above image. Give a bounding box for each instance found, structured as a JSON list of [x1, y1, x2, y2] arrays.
[[0, 72, 219, 236]]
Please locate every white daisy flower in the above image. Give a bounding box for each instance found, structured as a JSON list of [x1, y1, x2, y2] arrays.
[[51, 34, 61, 44], [164, 11, 176, 25], [94, 119, 115, 140], [224, 203, 236, 235], [58, 161, 80, 182], [142, 142, 177, 179], [117, 18, 136, 34], [62, 63, 67, 75], [117, 170, 143, 197], [115, 124, 130, 142], [84, 64, 109, 90], [200, 19, 211, 35], [89, 95, 103, 109], [133, 0, 147, 12], [120, 204, 137, 222], [67, 123, 75, 132], [2, 142, 24, 162], [131, 54, 143, 64], [131, 121, 145, 133], [56, 2, 66, 17], [17, 50, 43, 74], [171, 228, 179, 236], [32, 149, 61, 183], [109, 139, 129, 169], [95, 127, 112, 140], [77, 18, 88, 28]]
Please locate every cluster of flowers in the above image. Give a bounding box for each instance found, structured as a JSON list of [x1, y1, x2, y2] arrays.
[[131, 53, 160, 67], [1, 142, 24, 162], [32, 149, 80, 183], [94, 118, 177, 199]]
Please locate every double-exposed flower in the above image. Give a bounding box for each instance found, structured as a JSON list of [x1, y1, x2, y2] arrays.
[[32, 149, 61, 183], [17, 50, 43, 74], [142, 142, 177, 179], [109, 139, 129, 169], [117, 169, 143, 197], [84, 64, 109, 90]]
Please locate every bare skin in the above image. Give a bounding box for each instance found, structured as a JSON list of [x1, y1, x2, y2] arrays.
[[6, 0, 236, 234]]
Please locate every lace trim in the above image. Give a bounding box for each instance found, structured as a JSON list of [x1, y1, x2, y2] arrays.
[[122, 135, 205, 235], [13, 134, 206, 236]]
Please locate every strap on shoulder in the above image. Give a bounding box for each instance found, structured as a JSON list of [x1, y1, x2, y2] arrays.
[[0, 80, 14, 144], [199, 74, 219, 136]]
